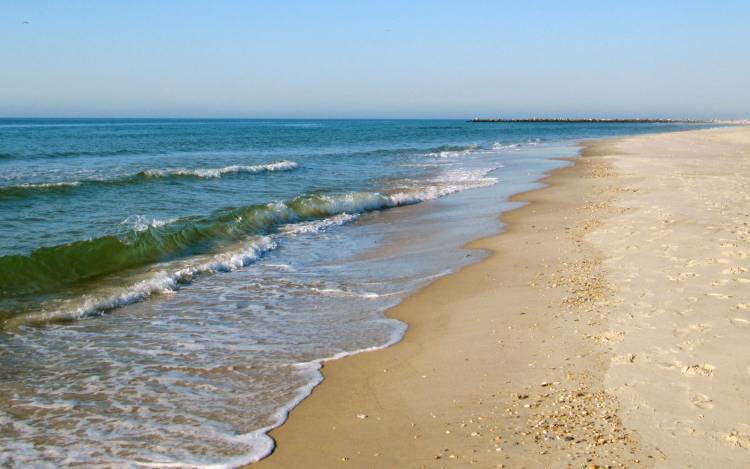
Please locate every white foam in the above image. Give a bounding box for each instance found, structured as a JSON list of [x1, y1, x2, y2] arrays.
[[115, 323, 405, 469], [310, 287, 380, 298], [281, 213, 360, 235], [491, 142, 520, 150], [120, 215, 178, 232], [389, 167, 499, 205], [211, 270, 466, 469], [491, 139, 540, 150], [143, 161, 298, 179], [15, 181, 81, 189], [424, 144, 478, 158], [212, 319, 409, 469], [263, 263, 296, 272]]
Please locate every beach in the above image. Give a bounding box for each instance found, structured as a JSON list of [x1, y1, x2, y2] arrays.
[[1, 121, 743, 467], [254, 125, 750, 468], [5, 120, 706, 467], [3, 2, 749, 467]]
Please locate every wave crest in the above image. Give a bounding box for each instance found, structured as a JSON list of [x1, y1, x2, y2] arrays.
[[424, 144, 478, 158], [0, 166, 498, 326], [140, 160, 298, 179], [0, 161, 299, 200]]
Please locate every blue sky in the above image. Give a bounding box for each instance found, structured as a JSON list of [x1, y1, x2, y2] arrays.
[[1, 1, 748, 118]]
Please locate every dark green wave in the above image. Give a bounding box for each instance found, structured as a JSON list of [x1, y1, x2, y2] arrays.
[[0, 190, 406, 300]]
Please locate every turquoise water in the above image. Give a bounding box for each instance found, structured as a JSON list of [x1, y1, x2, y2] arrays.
[[0, 119, 710, 466]]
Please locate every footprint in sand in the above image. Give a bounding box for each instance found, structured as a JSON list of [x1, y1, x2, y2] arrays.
[[690, 393, 714, 409], [722, 266, 747, 275], [726, 430, 750, 449], [595, 330, 625, 343], [683, 364, 716, 377], [678, 338, 705, 351], [612, 353, 638, 364], [669, 272, 699, 282], [673, 323, 712, 337]]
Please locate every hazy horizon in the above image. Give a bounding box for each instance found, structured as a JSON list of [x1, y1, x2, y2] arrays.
[[0, 114, 735, 120], [2, 1, 749, 119]]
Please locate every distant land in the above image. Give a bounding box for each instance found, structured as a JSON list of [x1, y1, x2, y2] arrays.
[[469, 117, 712, 123]]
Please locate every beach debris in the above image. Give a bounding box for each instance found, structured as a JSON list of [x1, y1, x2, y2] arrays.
[[356, 413, 368, 419]]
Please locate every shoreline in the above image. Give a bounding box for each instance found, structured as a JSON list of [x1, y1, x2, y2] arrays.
[[252, 125, 750, 468], [252, 135, 640, 467]]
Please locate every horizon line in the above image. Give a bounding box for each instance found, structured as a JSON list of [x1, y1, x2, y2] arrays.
[[0, 115, 740, 121]]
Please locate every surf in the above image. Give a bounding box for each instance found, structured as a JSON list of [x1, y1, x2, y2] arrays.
[[0, 161, 299, 200], [0, 168, 497, 326]]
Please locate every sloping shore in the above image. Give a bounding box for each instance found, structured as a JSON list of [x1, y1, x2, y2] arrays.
[[252, 126, 749, 468]]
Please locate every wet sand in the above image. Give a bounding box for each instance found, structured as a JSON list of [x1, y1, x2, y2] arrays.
[[252, 125, 750, 468]]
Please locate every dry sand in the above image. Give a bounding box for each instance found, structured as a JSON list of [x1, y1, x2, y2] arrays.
[[587, 126, 750, 467], [252, 125, 750, 468]]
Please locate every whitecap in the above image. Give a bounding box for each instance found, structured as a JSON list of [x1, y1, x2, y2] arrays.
[[143, 161, 298, 179]]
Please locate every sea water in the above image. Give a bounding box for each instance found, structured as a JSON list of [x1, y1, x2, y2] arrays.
[[0, 119, 710, 467]]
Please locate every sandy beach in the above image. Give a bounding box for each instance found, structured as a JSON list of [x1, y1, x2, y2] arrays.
[[4, 3, 750, 466], [253, 125, 750, 468]]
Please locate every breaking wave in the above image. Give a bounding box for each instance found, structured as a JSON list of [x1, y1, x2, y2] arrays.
[[0, 168, 498, 326], [0, 161, 299, 200]]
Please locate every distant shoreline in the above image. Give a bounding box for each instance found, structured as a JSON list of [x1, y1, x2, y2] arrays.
[[469, 117, 711, 123]]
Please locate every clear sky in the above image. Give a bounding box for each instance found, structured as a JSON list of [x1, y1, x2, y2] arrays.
[[1, 1, 748, 119]]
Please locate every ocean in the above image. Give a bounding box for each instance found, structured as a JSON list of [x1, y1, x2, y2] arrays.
[[0, 119, 709, 467]]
